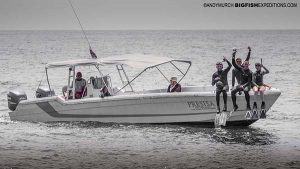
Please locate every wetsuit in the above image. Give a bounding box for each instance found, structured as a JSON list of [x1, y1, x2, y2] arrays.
[[252, 69, 269, 87], [231, 52, 253, 110], [232, 49, 251, 88], [252, 67, 270, 109], [167, 83, 181, 92], [212, 59, 232, 112]]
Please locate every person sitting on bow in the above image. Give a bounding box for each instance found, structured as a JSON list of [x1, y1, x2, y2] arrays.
[[212, 56, 232, 113], [252, 62, 270, 110]]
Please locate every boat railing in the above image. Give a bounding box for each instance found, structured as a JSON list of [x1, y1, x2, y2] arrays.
[[129, 86, 216, 94]]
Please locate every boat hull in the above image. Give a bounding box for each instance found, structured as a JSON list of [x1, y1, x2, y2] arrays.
[[9, 88, 281, 126]]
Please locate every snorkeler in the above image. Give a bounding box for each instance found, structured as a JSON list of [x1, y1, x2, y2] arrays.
[[212, 56, 232, 113], [252, 62, 270, 111], [231, 49, 253, 111], [232, 46, 251, 90]]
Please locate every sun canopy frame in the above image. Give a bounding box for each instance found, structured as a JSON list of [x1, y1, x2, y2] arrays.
[[44, 54, 192, 95], [46, 54, 190, 69], [98, 54, 192, 94], [45, 59, 99, 69]]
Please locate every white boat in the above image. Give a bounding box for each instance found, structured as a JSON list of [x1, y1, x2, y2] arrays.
[[8, 54, 281, 126]]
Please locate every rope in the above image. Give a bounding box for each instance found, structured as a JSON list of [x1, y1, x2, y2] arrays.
[[37, 71, 45, 90]]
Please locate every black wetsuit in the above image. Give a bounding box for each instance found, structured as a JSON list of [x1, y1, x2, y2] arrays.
[[231, 52, 253, 110], [232, 50, 251, 87], [212, 60, 232, 112], [252, 69, 269, 86], [252, 67, 269, 109]]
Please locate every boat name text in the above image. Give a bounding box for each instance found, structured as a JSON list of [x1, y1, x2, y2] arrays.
[[187, 101, 215, 110]]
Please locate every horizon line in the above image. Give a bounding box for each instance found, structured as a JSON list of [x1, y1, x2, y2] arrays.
[[1, 28, 300, 31]]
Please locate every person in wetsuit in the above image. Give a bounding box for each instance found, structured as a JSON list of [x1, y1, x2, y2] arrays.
[[231, 49, 253, 111], [252, 62, 270, 109], [167, 77, 181, 92], [212, 56, 232, 113], [232, 46, 251, 90]]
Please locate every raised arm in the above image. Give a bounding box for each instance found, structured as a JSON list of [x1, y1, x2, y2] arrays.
[[262, 64, 270, 75], [245, 46, 251, 62], [232, 49, 243, 72], [223, 56, 232, 73]]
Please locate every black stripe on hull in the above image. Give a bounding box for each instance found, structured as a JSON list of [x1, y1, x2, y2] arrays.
[[36, 102, 215, 118], [36, 102, 257, 127], [161, 120, 258, 127]]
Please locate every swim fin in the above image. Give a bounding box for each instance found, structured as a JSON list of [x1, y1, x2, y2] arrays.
[[260, 101, 266, 119], [214, 113, 221, 128], [251, 102, 259, 119], [219, 111, 227, 126], [245, 110, 252, 120], [227, 111, 233, 120]]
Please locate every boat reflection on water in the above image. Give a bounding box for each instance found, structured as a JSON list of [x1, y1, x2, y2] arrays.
[[209, 127, 277, 145], [43, 121, 277, 146], [165, 125, 277, 145]]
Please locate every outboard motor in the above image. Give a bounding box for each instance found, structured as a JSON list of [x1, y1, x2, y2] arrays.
[[7, 90, 27, 111], [36, 87, 55, 98]]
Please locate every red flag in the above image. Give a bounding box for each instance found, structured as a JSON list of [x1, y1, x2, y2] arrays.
[[90, 48, 97, 59]]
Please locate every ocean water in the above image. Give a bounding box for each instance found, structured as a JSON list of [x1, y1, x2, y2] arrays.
[[0, 30, 299, 168]]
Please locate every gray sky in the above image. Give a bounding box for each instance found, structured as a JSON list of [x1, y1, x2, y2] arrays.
[[0, 0, 299, 30]]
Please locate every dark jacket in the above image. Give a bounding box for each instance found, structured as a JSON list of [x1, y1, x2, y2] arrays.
[[167, 83, 181, 92]]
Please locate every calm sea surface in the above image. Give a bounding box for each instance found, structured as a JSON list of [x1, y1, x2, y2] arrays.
[[0, 30, 299, 168]]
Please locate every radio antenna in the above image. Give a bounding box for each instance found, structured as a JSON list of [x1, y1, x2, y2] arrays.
[[67, 0, 97, 58]]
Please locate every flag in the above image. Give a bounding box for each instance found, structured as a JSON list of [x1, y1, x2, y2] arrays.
[[90, 48, 97, 59]]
